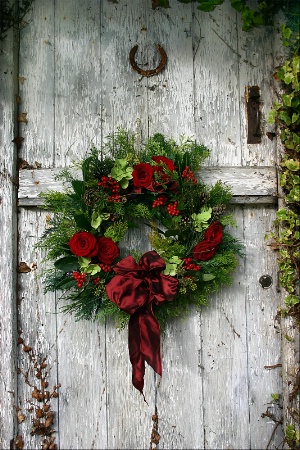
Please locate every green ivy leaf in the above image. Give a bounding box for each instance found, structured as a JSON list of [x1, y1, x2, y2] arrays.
[[280, 111, 291, 125], [284, 159, 300, 172], [282, 94, 292, 107], [292, 113, 299, 123]]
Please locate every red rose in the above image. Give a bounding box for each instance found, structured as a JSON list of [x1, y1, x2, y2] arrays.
[[132, 163, 154, 188], [204, 221, 223, 244], [152, 155, 176, 172], [97, 237, 120, 265], [192, 241, 217, 261], [69, 231, 98, 258]]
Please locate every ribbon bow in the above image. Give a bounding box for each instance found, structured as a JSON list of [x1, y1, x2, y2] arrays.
[[106, 250, 178, 394]]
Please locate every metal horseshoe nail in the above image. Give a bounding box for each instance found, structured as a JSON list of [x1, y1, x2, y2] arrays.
[[129, 44, 167, 77]]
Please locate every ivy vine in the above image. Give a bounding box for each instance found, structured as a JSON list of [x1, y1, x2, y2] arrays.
[[153, 0, 298, 31], [266, 24, 300, 449]]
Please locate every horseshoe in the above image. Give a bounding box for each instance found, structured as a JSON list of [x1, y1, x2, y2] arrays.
[[129, 44, 167, 77]]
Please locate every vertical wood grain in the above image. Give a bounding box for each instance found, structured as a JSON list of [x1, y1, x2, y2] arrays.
[[0, 10, 18, 448], [18, 0, 55, 167], [17, 209, 59, 448], [244, 206, 283, 449], [53, 1, 108, 448], [193, 2, 241, 166], [200, 208, 250, 449], [100, 3, 157, 447], [11, 0, 285, 448]]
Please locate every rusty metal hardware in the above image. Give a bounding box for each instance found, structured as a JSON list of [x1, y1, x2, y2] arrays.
[[259, 274, 273, 289], [246, 86, 262, 144], [129, 44, 167, 77]]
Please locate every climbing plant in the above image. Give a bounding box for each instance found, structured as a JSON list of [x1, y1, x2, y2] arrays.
[[267, 24, 300, 449], [153, 0, 298, 31]]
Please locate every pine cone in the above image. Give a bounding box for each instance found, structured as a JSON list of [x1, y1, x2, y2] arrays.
[[212, 204, 226, 218], [83, 188, 99, 207]]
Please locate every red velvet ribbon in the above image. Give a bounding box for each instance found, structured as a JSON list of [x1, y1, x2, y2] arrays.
[[106, 250, 178, 394]]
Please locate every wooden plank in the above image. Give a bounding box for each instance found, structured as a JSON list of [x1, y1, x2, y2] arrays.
[[18, 166, 278, 206], [148, 3, 200, 447], [16, 209, 60, 449], [243, 205, 283, 448], [15, 1, 59, 447], [237, 7, 277, 167], [193, 2, 242, 166], [200, 207, 250, 448], [0, 9, 18, 449], [18, 0, 55, 167], [100, 2, 156, 447], [52, 1, 109, 448]]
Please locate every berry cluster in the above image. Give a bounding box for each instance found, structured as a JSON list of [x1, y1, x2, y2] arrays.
[[98, 176, 121, 202], [167, 201, 180, 216], [182, 257, 201, 271], [99, 263, 112, 272], [152, 194, 168, 208], [92, 276, 101, 285], [72, 271, 87, 288], [182, 166, 197, 184]]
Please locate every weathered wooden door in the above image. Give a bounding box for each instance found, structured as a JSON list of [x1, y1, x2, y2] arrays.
[[1, 0, 285, 448]]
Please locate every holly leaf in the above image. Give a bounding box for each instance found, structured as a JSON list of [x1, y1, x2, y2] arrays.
[[54, 256, 78, 272], [74, 214, 92, 230], [71, 180, 84, 196], [55, 278, 77, 289]]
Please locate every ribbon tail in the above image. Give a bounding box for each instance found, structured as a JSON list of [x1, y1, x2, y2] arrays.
[[128, 307, 162, 394]]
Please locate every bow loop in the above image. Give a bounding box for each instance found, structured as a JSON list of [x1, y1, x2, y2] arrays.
[[106, 250, 178, 394]]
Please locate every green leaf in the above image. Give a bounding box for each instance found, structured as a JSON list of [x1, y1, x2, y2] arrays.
[[71, 180, 84, 196], [85, 264, 101, 275], [197, 3, 216, 12], [55, 278, 77, 289], [74, 214, 92, 230], [267, 109, 277, 124], [271, 393, 280, 401], [282, 94, 292, 107], [158, 0, 170, 6], [78, 256, 91, 268], [202, 273, 216, 281], [164, 229, 179, 237], [281, 25, 292, 39], [284, 159, 300, 172], [280, 111, 291, 125], [292, 113, 299, 123], [54, 256, 78, 272], [91, 212, 110, 229]]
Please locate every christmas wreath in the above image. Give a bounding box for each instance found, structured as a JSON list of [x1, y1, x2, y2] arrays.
[[39, 130, 243, 394]]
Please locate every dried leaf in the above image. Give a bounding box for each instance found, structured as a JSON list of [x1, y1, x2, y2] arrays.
[[18, 76, 26, 85], [15, 435, 24, 450], [18, 262, 31, 273], [18, 112, 28, 124], [23, 345, 32, 352], [17, 413, 26, 424], [36, 408, 44, 419], [13, 136, 24, 150]]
